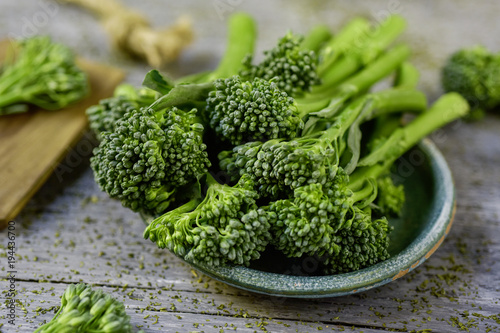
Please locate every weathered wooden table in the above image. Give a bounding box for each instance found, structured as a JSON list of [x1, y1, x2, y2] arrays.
[[1, 0, 499, 332]]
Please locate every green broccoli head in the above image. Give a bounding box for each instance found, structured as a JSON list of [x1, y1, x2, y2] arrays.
[[269, 183, 337, 258], [206, 75, 303, 145], [0, 36, 88, 114], [218, 135, 338, 199], [442, 45, 500, 118], [268, 167, 379, 262], [143, 174, 272, 267], [86, 96, 137, 138], [322, 206, 391, 274], [90, 105, 210, 215], [86, 84, 159, 138], [240, 31, 320, 96], [375, 174, 405, 217]]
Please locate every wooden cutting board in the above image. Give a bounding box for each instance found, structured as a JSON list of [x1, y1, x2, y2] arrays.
[[0, 40, 125, 229]]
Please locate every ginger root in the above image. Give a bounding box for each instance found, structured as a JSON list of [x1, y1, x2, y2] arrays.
[[60, 0, 193, 68]]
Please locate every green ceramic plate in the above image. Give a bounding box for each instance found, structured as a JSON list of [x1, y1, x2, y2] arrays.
[[142, 138, 455, 298]]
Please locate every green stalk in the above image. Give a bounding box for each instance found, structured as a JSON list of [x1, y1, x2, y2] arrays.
[[393, 62, 420, 89], [206, 13, 257, 81], [301, 44, 411, 134], [349, 92, 470, 190], [316, 17, 371, 75], [366, 62, 421, 151], [314, 15, 407, 93], [342, 44, 411, 93], [340, 89, 427, 174], [148, 82, 214, 111], [299, 24, 332, 53]]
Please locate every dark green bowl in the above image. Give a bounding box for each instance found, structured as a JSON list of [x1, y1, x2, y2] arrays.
[[143, 138, 455, 298]]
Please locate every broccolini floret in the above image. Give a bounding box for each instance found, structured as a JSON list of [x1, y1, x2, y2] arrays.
[[206, 76, 303, 145], [240, 31, 321, 96], [442, 45, 500, 119], [90, 94, 210, 215], [322, 206, 391, 274], [86, 83, 158, 138], [143, 174, 272, 267], [0, 36, 88, 115], [374, 174, 405, 217], [34, 283, 140, 333]]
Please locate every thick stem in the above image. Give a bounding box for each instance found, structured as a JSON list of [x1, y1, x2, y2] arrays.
[[349, 92, 470, 189], [316, 15, 406, 87], [341, 89, 427, 174], [0, 91, 25, 111], [299, 25, 332, 53], [367, 62, 421, 149], [368, 88, 427, 119], [206, 13, 257, 81], [0, 68, 27, 93], [393, 62, 420, 89], [343, 44, 411, 93], [317, 17, 371, 75], [300, 43, 411, 113]]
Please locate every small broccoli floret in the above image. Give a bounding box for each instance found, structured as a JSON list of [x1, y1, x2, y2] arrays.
[[219, 135, 337, 199], [240, 31, 320, 96], [90, 103, 210, 215], [206, 76, 303, 145], [86, 84, 159, 138], [322, 206, 391, 274], [268, 168, 353, 258], [86, 96, 137, 138], [143, 174, 272, 267], [33, 283, 139, 333], [268, 167, 380, 261], [442, 45, 500, 119], [375, 174, 405, 217], [0, 36, 88, 115]]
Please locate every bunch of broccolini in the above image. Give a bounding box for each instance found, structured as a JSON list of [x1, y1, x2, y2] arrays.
[[34, 283, 142, 333], [441, 45, 500, 120], [0, 35, 88, 115], [88, 13, 470, 274]]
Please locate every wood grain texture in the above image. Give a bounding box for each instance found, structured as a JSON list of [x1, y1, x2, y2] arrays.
[[0, 0, 499, 332], [0, 40, 125, 228]]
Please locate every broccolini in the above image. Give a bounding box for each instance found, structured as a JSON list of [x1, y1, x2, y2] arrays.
[[143, 173, 272, 267], [34, 283, 141, 333], [0, 36, 88, 115], [442, 45, 500, 119]]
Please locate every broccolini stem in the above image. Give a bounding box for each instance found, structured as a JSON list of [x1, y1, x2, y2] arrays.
[[0, 91, 25, 111], [365, 88, 427, 119], [299, 44, 411, 132], [366, 62, 422, 150], [0, 84, 48, 113], [299, 25, 332, 53], [349, 92, 470, 189], [316, 15, 407, 89], [313, 88, 426, 158], [143, 198, 201, 241], [342, 44, 411, 95], [394, 62, 420, 89], [0, 67, 27, 93], [207, 12, 257, 81], [316, 17, 371, 75]]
